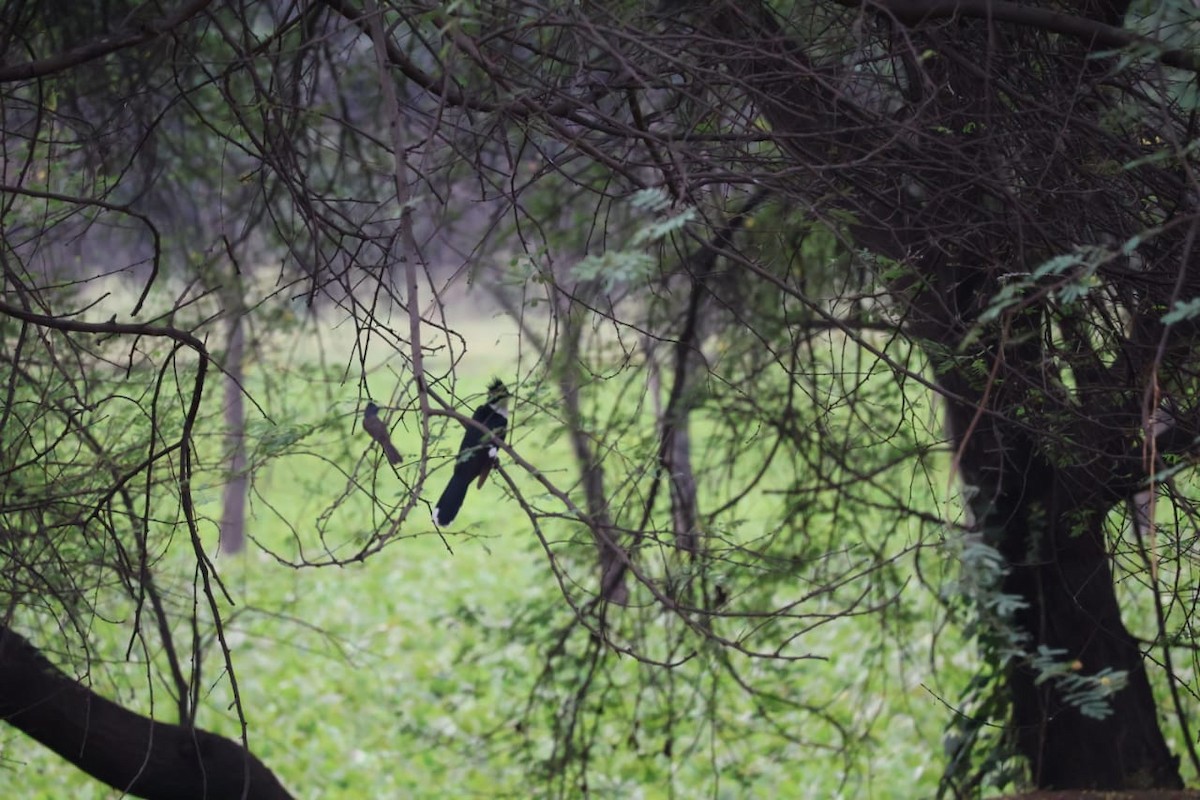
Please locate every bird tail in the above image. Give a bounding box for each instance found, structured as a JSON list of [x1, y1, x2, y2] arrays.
[[382, 441, 402, 465], [433, 471, 471, 527]]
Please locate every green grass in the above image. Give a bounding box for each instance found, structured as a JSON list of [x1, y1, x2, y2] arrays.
[[0, 300, 998, 798]]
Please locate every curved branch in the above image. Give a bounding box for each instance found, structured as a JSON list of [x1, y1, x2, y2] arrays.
[[0, 626, 293, 800], [0, 300, 205, 353], [0, 184, 163, 315]]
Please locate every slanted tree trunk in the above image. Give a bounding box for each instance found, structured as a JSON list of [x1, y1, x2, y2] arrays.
[[0, 626, 293, 800], [665, 407, 699, 556], [654, 190, 767, 560], [556, 290, 630, 604], [490, 284, 629, 603]]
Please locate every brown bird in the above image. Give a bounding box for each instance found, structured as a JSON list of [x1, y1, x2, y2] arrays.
[[363, 402, 401, 464]]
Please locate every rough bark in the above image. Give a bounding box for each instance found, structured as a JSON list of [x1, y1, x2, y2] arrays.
[[0, 626, 293, 800], [665, 412, 699, 555]]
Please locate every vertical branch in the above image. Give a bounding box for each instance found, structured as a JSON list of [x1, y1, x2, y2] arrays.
[[648, 193, 770, 560], [644, 333, 701, 555], [660, 285, 704, 557], [666, 407, 699, 554], [364, 0, 432, 488], [219, 289, 247, 555]]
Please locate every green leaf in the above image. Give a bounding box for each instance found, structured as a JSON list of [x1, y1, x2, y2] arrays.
[[1163, 297, 1200, 325]]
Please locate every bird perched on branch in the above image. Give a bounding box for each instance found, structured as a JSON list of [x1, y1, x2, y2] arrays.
[[433, 380, 510, 527], [363, 402, 402, 464]]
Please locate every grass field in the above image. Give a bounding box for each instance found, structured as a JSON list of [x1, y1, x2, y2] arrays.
[[5, 292, 1178, 799]]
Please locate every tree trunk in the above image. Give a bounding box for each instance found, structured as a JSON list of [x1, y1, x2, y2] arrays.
[[1005, 484, 1179, 788], [220, 306, 248, 554], [686, 0, 1184, 787], [489, 284, 629, 603], [946, 389, 1182, 789], [0, 626, 293, 800], [557, 293, 630, 605]]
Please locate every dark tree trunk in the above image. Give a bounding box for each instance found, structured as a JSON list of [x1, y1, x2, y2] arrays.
[[686, 0, 1184, 788], [945, 386, 1181, 789], [0, 626, 293, 799], [1006, 511, 1179, 788]]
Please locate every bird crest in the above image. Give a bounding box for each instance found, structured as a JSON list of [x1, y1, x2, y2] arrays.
[[487, 379, 509, 403]]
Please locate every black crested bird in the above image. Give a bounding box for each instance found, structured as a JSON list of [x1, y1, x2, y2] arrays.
[[432, 380, 510, 527], [363, 402, 402, 464]]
